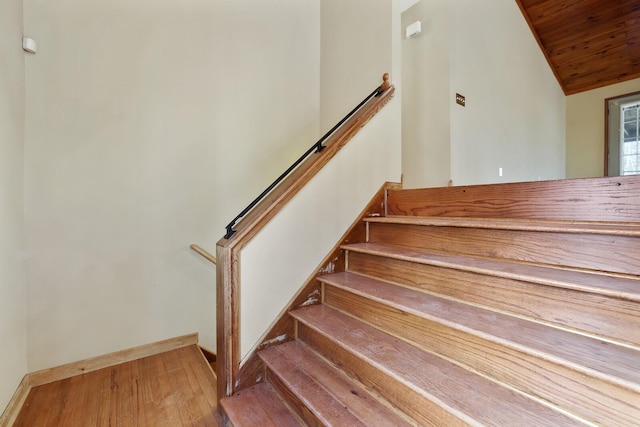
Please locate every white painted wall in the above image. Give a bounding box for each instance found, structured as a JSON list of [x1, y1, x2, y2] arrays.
[[23, 0, 320, 371], [398, 0, 421, 12], [449, 0, 565, 185], [400, 0, 566, 188], [242, 101, 401, 358], [6, 0, 573, 391], [320, 0, 393, 131], [401, 0, 451, 188], [241, 0, 401, 357], [566, 77, 640, 179], [0, 0, 28, 412]]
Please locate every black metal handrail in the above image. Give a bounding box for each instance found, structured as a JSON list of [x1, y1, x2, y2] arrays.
[[224, 78, 389, 239]]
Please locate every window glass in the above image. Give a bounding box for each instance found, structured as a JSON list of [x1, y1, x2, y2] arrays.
[[621, 102, 640, 175], [624, 105, 638, 122], [623, 155, 637, 173], [623, 141, 637, 155], [624, 121, 638, 142]]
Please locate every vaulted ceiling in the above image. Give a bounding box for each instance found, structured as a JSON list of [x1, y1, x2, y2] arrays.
[[515, 0, 640, 95]]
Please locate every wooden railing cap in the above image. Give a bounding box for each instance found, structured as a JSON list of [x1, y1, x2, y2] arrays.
[[380, 73, 391, 91]]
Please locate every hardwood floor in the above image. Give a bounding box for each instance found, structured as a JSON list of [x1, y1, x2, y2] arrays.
[[13, 345, 218, 426]]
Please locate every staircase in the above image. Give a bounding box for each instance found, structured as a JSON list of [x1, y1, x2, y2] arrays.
[[220, 178, 640, 426]]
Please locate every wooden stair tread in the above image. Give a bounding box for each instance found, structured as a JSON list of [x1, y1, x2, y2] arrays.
[[319, 271, 640, 389], [291, 305, 583, 426], [365, 215, 640, 236], [342, 242, 640, 302], [259, 340, 411, 427], [220, 383, 302, 427], [345, 245, 640, 347]]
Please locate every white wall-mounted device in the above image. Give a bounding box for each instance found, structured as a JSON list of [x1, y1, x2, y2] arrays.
[[406, 21, 422, 39], [22, 37, 37, 54]]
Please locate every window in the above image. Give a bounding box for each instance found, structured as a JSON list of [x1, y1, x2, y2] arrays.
[[605, 91, 640, 176], [621, 102, 640, 175]]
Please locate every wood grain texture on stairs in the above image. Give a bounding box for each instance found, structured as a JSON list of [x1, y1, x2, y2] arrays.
[[291, 305, 583, 427], [345, 246, 640, 347], [219, 177, 640, 426], [366, 215, 640, 236], [320, 271, 640, 426], [260, 340, 412, 427], [366, 220, 640, 275], [384, 176, 640, 221], [344, 243, 640, 301], [322, 272, 640, 382], [220, 383, 302, 427]]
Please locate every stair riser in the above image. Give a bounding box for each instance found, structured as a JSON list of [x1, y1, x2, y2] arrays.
[[324, 285, 640, 426], [385, 176, 640, 221], [367, 222, 640, 275], [347, 251, 640, 346], [264, 370, 324, 427], [296, 322, 471, 427]]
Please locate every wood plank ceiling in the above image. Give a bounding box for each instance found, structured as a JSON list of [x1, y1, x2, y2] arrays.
[[515, 0, 640, 95]]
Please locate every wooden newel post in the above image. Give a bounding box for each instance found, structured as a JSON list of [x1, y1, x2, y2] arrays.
[[380, 73, 391, 91]]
